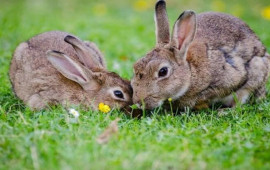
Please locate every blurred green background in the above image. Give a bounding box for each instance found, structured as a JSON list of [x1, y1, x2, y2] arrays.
[[1, 0, 270, 169]]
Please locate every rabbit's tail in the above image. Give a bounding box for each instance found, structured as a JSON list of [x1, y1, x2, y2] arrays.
[[263, 52, 270, 75], [265, 51, 270, 64]]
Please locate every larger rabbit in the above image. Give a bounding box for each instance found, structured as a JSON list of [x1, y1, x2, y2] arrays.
[[131, 0, 270, 110], [10, 31, 132, 110]]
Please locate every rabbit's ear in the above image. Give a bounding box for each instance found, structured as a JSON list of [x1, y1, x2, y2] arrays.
[[171, 10, 196, 58], [155, 0, 170, 45], [84, 41, 106, 68], [64, 35, 104, 70], [47, 50, 95, 89]]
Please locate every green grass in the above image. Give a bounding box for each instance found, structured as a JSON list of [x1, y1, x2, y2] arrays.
[[1, 0, 270, 169]]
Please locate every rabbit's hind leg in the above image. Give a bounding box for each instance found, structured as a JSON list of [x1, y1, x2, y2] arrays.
[[241, 55, 269, 103], [222, 56, 269, 107]]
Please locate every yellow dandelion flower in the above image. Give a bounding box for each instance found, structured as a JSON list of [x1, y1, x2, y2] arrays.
[[133, 0, 151, 11], [168, 98, 172, 102], [261, 6, 270, 20], [93, 3, 107, 16], [99, 103, 111, 113]]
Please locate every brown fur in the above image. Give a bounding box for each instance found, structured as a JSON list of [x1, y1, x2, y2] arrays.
[[10, 31, 132, 110], [131, 0, 270, 110]]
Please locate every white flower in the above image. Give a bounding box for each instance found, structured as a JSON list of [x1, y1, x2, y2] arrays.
[[68, 108, 80, 118]]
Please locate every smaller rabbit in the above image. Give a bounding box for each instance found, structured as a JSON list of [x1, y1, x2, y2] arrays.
[[131, 0, 270, 110], [9, 31, 132, 111]]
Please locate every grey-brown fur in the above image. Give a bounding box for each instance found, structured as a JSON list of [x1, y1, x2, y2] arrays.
[[10, 31, 132, 110], [131, 0, 270, 110]]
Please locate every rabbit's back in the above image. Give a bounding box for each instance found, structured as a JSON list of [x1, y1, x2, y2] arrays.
[[10, 31, 85, 108], [184, 12, 270, 107], [195, 12, 266, 62]]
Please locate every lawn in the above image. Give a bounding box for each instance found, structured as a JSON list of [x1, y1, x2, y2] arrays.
[[1, 0, 270, 169]]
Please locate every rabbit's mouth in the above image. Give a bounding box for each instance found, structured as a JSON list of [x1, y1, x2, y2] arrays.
[[138, 97, 164, 110]]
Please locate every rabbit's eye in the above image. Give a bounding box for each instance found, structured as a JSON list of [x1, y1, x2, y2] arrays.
[[158, 67, 168, 77], [114, 90, 124, 99]]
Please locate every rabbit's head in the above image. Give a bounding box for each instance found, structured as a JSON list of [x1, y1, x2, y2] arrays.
[[47, 35, 133, 110], [131, 0, 197, 109]]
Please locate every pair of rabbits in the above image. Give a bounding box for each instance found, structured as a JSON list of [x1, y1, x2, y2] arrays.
[[10, 0, 270, 113]]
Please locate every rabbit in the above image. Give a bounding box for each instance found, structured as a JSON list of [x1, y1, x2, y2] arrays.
[[9, 31, 133, 111], [131, 0, 270, 110]]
